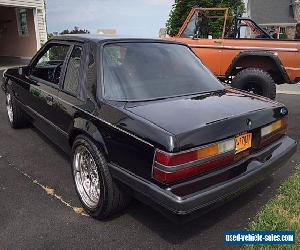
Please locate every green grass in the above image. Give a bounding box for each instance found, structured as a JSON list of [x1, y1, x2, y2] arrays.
[[244, 165, 300, 250]]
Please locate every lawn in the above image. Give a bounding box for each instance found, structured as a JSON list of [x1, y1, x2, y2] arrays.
[[244, 165, 300, 250]]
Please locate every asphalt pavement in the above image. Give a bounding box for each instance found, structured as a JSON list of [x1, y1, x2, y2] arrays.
[[0, 86, 299, 249]]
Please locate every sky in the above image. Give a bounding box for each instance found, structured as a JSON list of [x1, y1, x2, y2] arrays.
[[46, 0, 174, 37]]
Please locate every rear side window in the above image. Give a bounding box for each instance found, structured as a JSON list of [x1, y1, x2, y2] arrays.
[[63, 46, 83, 95]]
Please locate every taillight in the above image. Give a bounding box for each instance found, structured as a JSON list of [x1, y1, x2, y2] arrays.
[[259, 116, 288, 148], [152, 139, 235, 184]]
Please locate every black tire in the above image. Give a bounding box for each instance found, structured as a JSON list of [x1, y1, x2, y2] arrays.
[[71, 135, 131, 219], [231, 68, 276, 100], [5, 90, 28, 128]]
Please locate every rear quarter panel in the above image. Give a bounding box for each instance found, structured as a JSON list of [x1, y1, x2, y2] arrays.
[[57, 98, 157, 181]]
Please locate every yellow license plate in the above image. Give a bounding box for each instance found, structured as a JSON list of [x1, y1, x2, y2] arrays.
[[235, 133, 252, 154]]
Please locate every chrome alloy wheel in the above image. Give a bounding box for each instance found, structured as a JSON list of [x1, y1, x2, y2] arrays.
[[73, 146, 101, 209], [6, 93, 13, 123]]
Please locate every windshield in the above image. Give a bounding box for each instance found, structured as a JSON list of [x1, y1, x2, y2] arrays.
[[102, 42, 224, 101]]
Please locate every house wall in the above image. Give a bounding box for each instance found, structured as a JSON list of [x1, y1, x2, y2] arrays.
[[0, 6, 37, 57], [248, 0, 299, 39], [0, 0, 47, 48], [286, 26, 296, 39], [36, 8, 47, 45], [260, 24, 296, 39]]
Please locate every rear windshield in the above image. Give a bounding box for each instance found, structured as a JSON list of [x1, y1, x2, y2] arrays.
[[102, 42, 224, 101]]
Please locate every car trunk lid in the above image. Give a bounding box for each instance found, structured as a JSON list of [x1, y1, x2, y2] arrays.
[[125, 89, 284, 151]]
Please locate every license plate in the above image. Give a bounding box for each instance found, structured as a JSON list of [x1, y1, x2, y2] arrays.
[[235, 133, 252, 154]]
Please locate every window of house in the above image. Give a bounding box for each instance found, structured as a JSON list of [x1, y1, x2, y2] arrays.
[[31, 44, 70, 85], [279, 27, 287, 39], [63, 46, 83, 95], [16, 8, 29, 37]]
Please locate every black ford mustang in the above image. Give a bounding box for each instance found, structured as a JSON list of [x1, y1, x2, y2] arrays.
[[1, 35, 297, 222]]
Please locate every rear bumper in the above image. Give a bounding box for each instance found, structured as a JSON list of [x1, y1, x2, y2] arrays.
[[110, 136, 297, 219]]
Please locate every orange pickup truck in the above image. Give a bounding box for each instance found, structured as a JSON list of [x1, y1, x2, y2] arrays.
[[167, 7, 300, 99]]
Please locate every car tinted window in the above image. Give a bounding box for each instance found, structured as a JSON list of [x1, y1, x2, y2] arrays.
[[32, 44, 70, 85], [63, 46, 83, 95], [103, 43, 224, 101]]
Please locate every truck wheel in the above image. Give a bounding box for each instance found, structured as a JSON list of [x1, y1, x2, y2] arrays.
[[5, 91, 28, 128], [72, 135, 131, 219], [231, 68, 276, 100]]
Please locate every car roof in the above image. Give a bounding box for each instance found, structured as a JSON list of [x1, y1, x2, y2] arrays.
[[51, 34, 184, 45]]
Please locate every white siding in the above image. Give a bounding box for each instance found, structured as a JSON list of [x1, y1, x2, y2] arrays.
[[37, 8, 47, 45], [0, 0, 44, 8]]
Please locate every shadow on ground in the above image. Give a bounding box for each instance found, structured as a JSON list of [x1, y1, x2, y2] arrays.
[[126, 177, 274, 245]]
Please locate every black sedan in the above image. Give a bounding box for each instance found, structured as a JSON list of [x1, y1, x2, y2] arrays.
[[1, 35, 297, 222]]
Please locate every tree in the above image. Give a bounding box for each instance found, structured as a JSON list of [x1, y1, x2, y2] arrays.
[[47, 27, 90, 40], [166, 0, 244, 37], [60, 26, 90, 35]]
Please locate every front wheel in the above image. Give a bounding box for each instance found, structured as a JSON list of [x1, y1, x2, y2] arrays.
[[231, 68, 276, 100], [5, 91, 28, 128], [71, 135, 131, 219]]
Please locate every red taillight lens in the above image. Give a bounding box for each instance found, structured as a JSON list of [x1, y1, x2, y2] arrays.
[[152, 139, 235, 184], [155, 148, 212, 166], [153, 154, 234, 184]]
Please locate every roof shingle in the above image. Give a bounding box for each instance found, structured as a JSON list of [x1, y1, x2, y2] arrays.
[[249, 0, 296, 25]]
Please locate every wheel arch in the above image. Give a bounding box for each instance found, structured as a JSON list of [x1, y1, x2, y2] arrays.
[[69, 117, 110, 160], [1, 70, 8, 93], [225, 51, 290, 84]]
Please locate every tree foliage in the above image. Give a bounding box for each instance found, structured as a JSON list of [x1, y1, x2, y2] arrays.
[[166, 0, 244, 37], [48, 27, 90, 40], [60, 26, 90, 35]]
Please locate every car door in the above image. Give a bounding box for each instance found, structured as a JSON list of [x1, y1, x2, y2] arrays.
[[55, 44, 87, 150], [26, 42, 72, 143]]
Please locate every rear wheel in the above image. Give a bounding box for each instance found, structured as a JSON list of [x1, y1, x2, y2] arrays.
[[72, 135, 131, 219], [231, 68, 276, 100], [5, 91, 28, 128]]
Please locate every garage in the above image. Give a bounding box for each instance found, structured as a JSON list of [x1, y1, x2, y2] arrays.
[[0, 0, 47, 69]]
